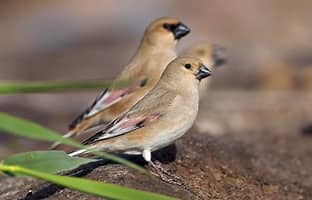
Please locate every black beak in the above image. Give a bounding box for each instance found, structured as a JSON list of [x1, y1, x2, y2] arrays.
[[212, 44, 227, 67], [196, 65, 212, 80], [164, 22, 190, 40]]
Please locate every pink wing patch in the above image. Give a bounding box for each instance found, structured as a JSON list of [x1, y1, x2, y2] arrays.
[[69, 78, 147, 130], [102, 82, 143, 106], [82, 113, 161, 144], [88, 79, 147, 117]]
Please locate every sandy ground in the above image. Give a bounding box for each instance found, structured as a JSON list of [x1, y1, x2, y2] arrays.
[[1, 91, 312, 200]]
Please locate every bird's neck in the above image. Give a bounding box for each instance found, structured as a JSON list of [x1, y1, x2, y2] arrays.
[[118, 37, 176, 81], [124, 40, 176, 77], [136, 37, 176, 57], [161, 73, 200, 98]]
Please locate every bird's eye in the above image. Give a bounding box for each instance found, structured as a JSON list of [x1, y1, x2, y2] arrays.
[[184, 64, 192, 70]]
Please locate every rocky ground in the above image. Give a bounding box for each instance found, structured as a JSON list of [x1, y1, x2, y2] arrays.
[[1, 91, 312, 200]]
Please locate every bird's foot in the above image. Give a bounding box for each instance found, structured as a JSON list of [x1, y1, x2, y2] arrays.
[[148, 160, 184, 186]]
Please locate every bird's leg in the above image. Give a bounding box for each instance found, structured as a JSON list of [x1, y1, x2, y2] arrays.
[[148, 160, 184, 185], [143, 149, 184, 186]]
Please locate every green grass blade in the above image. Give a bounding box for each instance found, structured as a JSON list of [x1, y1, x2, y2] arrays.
[[0, 112, 81, 148], [0, 112, 146, 173], [0, 165, 176, 200], [0, 80, 129, 94], [3, 151, 95, 175]]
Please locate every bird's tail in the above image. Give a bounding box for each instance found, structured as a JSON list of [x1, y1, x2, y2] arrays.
[[49, 130, 76, 150], [68, 149, 87, 157]]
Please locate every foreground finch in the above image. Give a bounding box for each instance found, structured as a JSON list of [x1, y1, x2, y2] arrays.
[[69, 56, 212, 184], [180, 43, 226, 135], [51, 17, 190, 149], [180, 42, 226, 98]]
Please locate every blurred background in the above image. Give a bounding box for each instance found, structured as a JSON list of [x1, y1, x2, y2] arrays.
[[0, 0, 312, 158]]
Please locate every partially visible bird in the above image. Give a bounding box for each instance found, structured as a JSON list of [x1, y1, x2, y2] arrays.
[[302, 123, 312, 135], [51, 17, 190, 149], [180, 42, 226, 98], [69, 57, 212, 183]]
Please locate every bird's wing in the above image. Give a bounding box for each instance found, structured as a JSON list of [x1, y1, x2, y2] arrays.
[[81, 88, 176, 145], [68, 78, 148, 130]]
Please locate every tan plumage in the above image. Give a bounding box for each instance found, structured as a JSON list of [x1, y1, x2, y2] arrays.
[[51, 17, 190, 149], [180, 42, 226, 98], [69, 56, 212, 163], [180, 43, 226, 136]]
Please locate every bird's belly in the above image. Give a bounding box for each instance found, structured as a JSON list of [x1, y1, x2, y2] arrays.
[[148, 100, 198, 152], [122, 123, 192, 156], [150, 119, 194, 152], [122, 96, 198, 155]]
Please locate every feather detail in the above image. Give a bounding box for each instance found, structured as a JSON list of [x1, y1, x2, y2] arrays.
[[69, 78, 148, 130], [82, 112, 161, 145]]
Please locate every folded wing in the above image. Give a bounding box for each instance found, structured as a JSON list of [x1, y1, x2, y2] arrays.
[[69, 78, 148, 130]]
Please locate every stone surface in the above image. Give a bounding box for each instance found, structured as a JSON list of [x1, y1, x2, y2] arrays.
[[1, 118, 312, 199]]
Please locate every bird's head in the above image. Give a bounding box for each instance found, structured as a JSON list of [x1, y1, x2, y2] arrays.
[[143, 17, 190, 47], [212, 44, 227, 67], [181, 43, 226, 71], [164, 57, 212, 84]]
